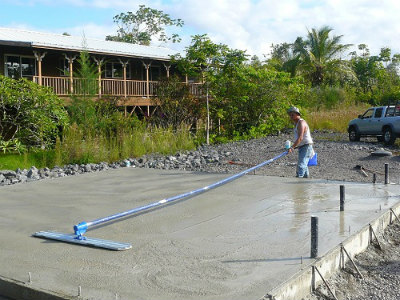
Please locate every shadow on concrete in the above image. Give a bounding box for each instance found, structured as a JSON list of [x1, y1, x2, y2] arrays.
[[222, 257, 312, 264]]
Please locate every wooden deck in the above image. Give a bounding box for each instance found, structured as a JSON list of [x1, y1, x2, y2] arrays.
[[33, 76, 203, 106]]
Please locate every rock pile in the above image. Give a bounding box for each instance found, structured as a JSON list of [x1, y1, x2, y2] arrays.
[[0, 147, 232, 186]]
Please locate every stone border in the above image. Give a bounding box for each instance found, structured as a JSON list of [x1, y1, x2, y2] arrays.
[[0, 148, 232, 186]]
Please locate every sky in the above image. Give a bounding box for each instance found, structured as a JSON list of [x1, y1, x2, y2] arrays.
[[1, 0, 399, 59]]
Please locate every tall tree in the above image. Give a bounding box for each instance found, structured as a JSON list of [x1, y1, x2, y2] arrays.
[[106, 5, 184, 46], [298, 26, 353, 86], [267, 41, 302, 76]]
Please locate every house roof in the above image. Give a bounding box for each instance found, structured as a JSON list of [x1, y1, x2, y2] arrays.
[[0, 27, 176, 61]]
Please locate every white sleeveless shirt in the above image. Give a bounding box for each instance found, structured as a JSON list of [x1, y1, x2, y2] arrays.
[[294, 119, 313, 147]]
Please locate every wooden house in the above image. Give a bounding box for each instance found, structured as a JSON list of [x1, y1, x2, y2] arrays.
[[0, 27, 201, 116]]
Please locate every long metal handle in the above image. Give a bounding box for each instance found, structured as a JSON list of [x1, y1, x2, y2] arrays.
[[74, 151, 288, 237]]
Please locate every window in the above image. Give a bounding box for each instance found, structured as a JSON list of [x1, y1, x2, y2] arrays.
[[362, 109, 374, 119], [385, 106, 400, 117], [105, 62, 130, 79], [5, 55, 36, 78], [374, 108, 383, 118], [386, 107, 395, 117]]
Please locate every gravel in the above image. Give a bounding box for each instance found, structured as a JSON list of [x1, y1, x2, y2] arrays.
[[307, 223, 400, 300], [1, 130, 399, 299], [1, 131, 399, 186]]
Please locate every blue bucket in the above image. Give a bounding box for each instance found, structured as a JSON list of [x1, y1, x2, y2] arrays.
[[308, 153, 318, 166]]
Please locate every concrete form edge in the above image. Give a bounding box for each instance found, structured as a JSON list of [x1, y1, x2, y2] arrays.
[[262, 201, 400, 300], [0, 274, 75, 300]]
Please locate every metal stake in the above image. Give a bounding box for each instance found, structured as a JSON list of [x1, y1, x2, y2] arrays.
[[369, 224, 382, 250], [340, 244, 364, 279], [28, 272, 32, 284], [311, 216, 319, 258], [340, 185, 345, 211], [390, 208, 400, 223], [313, 266, 339, 300], [385, 163, 389, 184], [373, 173, 376, 184]]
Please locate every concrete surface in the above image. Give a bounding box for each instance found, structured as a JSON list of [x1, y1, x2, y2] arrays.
[[0, 168, 399, 300]]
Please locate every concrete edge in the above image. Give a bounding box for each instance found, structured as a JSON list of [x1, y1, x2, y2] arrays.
[[0, 274, 74, 300], [262, 201, 400, 300]]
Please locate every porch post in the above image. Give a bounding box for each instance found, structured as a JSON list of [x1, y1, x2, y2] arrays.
[[142, 61, 152, 98], [93, 57, 104, 98], [33, 51, 47, 86], [163, 63, 171, 78], [64, 54, 77, 94], [119, 59, 129, 98]]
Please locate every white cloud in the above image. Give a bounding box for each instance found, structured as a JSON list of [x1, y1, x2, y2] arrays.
[[63, 23, 116, 40], [164, 0, 400, 57], [3, 0, 400, 58]]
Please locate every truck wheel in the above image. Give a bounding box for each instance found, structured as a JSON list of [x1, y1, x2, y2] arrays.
[[383, 127, 396, 145], [349, 127, 360, 142]]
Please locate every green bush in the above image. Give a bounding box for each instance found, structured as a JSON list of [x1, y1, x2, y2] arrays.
[[0, 76, 69, 148]]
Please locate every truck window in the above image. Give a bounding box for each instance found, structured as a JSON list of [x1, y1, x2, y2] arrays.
[[362, 109, 374, 119], [396, 106, 400, 116], [374, 108, 383, 118], [386, 107, 395, 117]]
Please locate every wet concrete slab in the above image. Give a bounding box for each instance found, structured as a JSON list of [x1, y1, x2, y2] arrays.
[[0, 168, 398, 300]]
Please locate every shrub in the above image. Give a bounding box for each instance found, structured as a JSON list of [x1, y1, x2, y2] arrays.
[[0, 76, 69, 148]]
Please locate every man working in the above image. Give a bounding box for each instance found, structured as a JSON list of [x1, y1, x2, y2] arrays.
[[287, 106, 314, 178]]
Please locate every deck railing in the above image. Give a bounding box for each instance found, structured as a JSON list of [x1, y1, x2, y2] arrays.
[[33, 76, 203, 98]]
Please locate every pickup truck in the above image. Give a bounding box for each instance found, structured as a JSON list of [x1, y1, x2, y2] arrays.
[[348, 105, 400, 145]]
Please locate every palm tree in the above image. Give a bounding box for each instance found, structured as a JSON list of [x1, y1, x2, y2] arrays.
[[297, 26, 354, 86]]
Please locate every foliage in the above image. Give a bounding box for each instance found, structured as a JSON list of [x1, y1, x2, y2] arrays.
[[350, 44, 400, 105], [171, 34, 248, 81], [152, 75, 202, 129], [307, 103, 370, 133], [267, 26, 355, 87], [72, 50, 99, 99], [106, 5, 184, 45], [267, 42, 301, 77], [211, 65, 308, 139], [52, 123, 193, 166], [297, 26, 354, 86], [0, 138, 26, 154], [0, 76, 69, 148]]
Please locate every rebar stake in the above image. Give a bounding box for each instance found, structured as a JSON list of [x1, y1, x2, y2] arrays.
[[369, 224, 382, 250], [340, 244, 364, 279], [390, 208, 400, 223], [313, 266, 339, 300]]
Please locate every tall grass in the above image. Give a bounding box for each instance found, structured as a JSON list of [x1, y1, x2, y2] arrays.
[[0, 150, 56, 170], [0, 124, 195, 170], [307, 104, 370, 133], [55, 123, 195, 166]]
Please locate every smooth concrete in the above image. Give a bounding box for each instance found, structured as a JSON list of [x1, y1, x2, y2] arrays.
[[267, 202, 400, 300], [0, 168, 398, 300]]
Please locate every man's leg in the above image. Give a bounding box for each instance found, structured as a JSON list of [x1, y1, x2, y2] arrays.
[[297, 145, 311, 177]]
